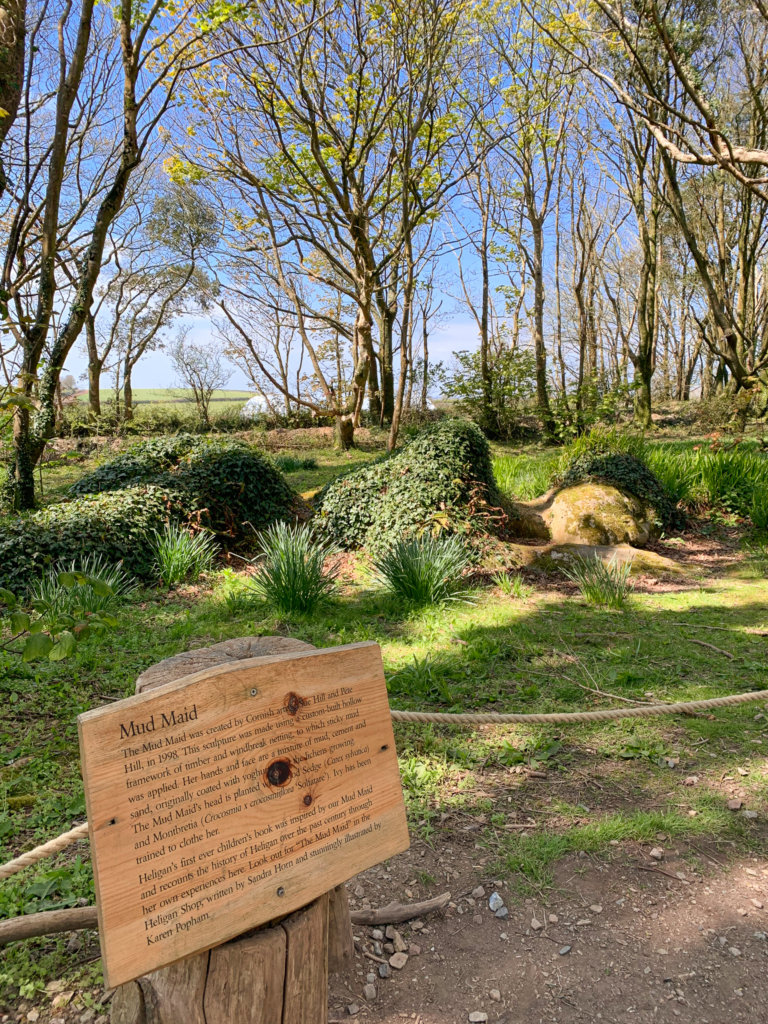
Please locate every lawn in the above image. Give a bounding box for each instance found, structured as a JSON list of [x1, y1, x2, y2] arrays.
[[1, 427, 767, 1012], [77, 388, 254, 412]]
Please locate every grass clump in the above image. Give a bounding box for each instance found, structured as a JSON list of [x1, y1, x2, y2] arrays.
[[492, 570, 533, 600], [492, 452, 560, 500], [372, 534, 471, 607], [151, 524, 218, 587], [248, 522, 337, 614], [273, 454, 319, 473], [28, 554, 137, 615], [560, 554, 633, 609]]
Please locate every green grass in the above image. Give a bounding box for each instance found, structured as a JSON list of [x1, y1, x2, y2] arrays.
[[371, 534, 472, 607], [78, 388, 253, 411], [151, 524, 219, 586], [3, 559, 767, 1007], [492, 449, 561, 499], [247, 521, 338, 613], [560, 554, 634, 608], [645, 442, 768, 515]]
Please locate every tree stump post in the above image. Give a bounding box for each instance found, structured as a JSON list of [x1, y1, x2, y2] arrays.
[[110, 637, 354, 1024]]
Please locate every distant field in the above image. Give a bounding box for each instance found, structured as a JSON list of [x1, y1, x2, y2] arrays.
[[80, 388, 253, 404], [76, 388, 254, 413]]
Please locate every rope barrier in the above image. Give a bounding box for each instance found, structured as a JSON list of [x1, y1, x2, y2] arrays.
[[390, 687, 768, 725], [0, 823, 90, 881], [2, 688, 767, 880]]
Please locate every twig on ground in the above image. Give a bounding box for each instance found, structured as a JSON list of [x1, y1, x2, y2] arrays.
[[687, 842, 726, 868], [686, 638, 735, 659], [635, 865, 689, 882], [350, 891, 450, 925], [362, 949, 389, 965], [569, 678, 654, 706]]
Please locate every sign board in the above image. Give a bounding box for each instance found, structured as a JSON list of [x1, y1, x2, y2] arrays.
[[78, 641, 409, 988]]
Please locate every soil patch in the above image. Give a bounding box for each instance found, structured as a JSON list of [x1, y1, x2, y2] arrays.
[[331, 837, 768, 1024]]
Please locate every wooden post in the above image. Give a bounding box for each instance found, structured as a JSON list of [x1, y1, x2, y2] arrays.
[[110, 637, 353, 1024]]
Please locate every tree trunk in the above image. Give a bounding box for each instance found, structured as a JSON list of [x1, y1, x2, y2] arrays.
[[6, 403, 35, 510], [88, 364, 102, 419], [378, 305, 395, 426], [85, 312, 102, 417], [633, 375, 653, 430], [387, 262, 414, 453], [334, 413, 354, 450], [420, 309, 429, 411], [731, 386, 754, 433], [123, 365, 134, 422], [530, 219, 554, 436], [0, 0, 26, 200]]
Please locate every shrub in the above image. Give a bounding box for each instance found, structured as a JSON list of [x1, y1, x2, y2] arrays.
[[29, 553, 138, 615], [371, 534, 471, 606], [151, 524, 219, 587], [247, 522, 337, 614], [72, 435, 297, 541], [560, 554, 633, 609], [70, 434, 204, 495], [317, 419, 498, 551], [0, 574, 118, 662], [438, 348, 536, 439], [0, 486, 172, 591], [58, 402, 254, 438], [158, 441, 296, 539]]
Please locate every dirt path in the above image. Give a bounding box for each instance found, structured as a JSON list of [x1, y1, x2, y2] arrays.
[[332, 837, 768, 1024]]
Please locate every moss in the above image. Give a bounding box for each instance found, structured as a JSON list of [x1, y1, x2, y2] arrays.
[[545, 482, 658, 546]]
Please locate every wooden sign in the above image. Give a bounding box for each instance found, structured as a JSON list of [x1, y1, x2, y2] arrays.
[[78, 641, 409, 988]]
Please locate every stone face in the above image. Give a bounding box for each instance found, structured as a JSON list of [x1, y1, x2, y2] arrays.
[[511, 482, 663, 549], [545, 483, 658, 546]]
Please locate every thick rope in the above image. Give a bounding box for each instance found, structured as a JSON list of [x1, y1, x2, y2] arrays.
[[2, 688, 767, 880], [0, 822, 90, 881], [390, 687, 768, 725]]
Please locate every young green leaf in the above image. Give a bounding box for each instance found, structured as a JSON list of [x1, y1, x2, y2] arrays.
[[49, 631, 76, 661], [10, 610, 31, 633], [22, 633, 54, 661]]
